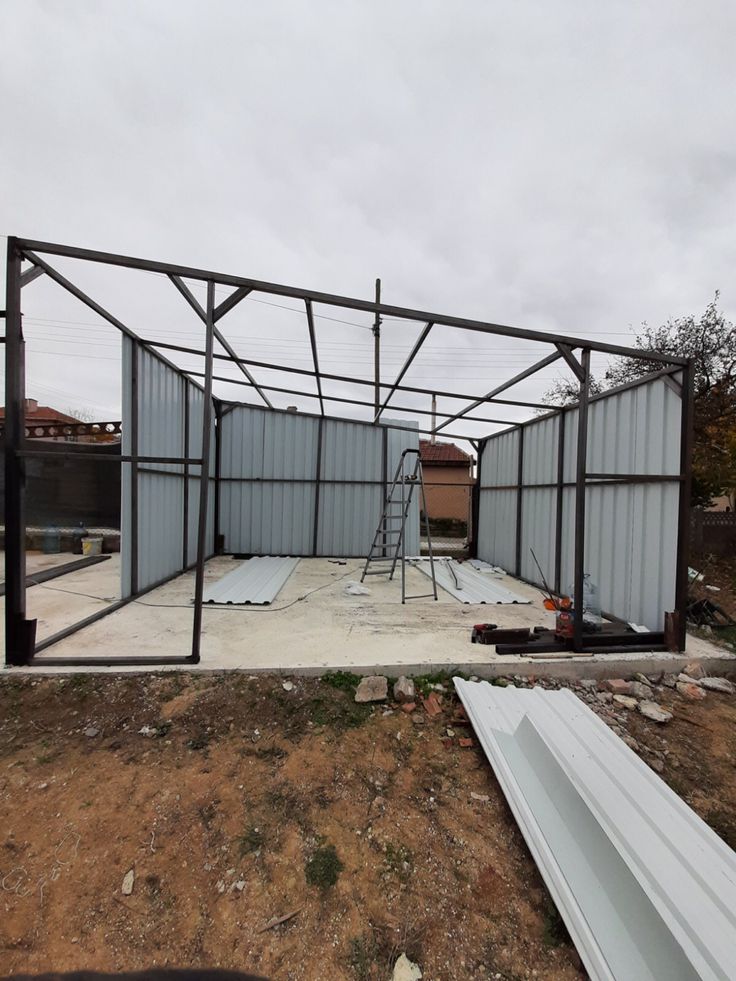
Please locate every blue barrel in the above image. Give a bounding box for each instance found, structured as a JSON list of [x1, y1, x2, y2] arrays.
[[42, 526, 61, 554]]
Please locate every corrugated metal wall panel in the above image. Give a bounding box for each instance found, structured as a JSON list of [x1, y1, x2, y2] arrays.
[[476, 488, 517, 571], [477, 375, 683, 629], [220, 482, 315, 555], [520, 488, 557, 585], [317, 484, 384, 557], [523, 414, 559, 485], [217, 407, 418, 557], [385, 419, 420, 556], [122, 338, 215, 595], [480, 429, 519, 487]]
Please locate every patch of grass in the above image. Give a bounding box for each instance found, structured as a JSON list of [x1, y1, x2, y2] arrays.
[[414, 669, 469, 698], [348, 936, 379, 980], [187, 732, 210, 751], [307, 695, 371, 732], [321, 671, 361, 692], [384, 842, 413, 883], [237, 825, 265, 856], [35, 752, 60, 766], [305, 843, 343, 890]]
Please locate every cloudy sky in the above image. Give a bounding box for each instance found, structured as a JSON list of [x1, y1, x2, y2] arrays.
[[2, 0, 735, 446]]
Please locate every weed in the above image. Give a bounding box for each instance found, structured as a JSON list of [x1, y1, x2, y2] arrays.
[[349, 936, 379, 980], [187, 733, 210, 751], [237, 825, 265, 856], [305, 843, 343, 890], [321, 671, 361, 692], [307, 695, 371, 732], [383, 842, 413, 883], [414, 670, 469, 698]]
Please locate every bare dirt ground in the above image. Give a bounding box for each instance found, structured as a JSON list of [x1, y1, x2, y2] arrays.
[[0, 671, 734, 980]]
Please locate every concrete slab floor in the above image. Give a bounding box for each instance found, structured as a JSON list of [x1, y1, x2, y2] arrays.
[[2, 556, 733, 679]]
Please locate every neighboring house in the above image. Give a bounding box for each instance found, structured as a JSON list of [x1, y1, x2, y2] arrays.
[[0, 399, 120, 443], [419, 438, 475, 524]]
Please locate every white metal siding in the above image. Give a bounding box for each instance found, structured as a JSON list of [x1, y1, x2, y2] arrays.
[[476, 375, 683, 629], [121, 339, 214, 596], [218, 406, 419, 558]]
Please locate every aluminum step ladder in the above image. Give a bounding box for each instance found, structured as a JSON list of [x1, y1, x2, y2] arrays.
[[360, 448, 438, 603]]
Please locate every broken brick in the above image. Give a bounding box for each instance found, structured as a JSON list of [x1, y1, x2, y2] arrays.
[[676, 681, 707, 701], [400, 702, 416, 714], [600, 679, 633, 696], [422, 692, 443, 718], [459, 738, 474, 748]]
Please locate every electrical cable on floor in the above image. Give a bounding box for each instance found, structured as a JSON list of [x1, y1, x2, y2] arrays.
[[33, 565, 365, 612]]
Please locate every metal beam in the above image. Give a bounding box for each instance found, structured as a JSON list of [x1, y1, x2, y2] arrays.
[[15, 239, 688, 366], [145, 337, 553, 412], [186, 369, 521, 426], [22, 251, 204, 391], [573, 348, 591, 652], [168, 274, 206, 320], [433, 350, 564, 435], [373, 278, 381, 417], [20, 264, 45, 288], [4, 238, 31, 665], [167, 272, 272, 409], [213, 285, 252, 323], [555, 342, 585, 382], [375, 321, 433, 422], [674, 361, 695, 650], [305, 299, 325, 415], [190, 281, 216, 664]]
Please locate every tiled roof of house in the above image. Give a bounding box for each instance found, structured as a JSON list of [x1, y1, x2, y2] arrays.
[[419, 439, 472, 464]]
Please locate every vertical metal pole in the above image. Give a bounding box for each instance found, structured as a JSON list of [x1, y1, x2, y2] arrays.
[[573, 348, 591, 651], [130, 341, 139, 594], [400, 455, 406, 603], [553, 409, 566, 594], [312, 416, 323, 557], [4, 238, 30, 665], [381, 426, 388, 557], [373, 278, 381, 418], [674, 360, 695, 651], [469, 438, 484, 559], [190, 281, 216, 664], [182, 381, 190, 570], [213, 399, 222, 554], [515, 426, 525, 578]]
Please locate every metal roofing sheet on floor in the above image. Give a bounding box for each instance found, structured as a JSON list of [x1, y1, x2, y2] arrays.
[[411, 558, 530, 605], [203, 556, 299, 605], [454, 679, 736, 981]]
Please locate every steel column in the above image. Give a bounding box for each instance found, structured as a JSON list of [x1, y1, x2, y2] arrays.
[[515, 427, 525, 577], [373, 278, 381, 417], [312, 416, 324, 556], [130, 341, 139, 595], [190, 282, 216, 664], [4, 238, 32, 665], [674, 361, 695, 650], [554, 409, 566, 595], [572, 348, 591, 651]]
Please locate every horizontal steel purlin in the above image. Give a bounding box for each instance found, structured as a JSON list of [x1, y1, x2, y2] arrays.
[[16, 238, 687, 365]]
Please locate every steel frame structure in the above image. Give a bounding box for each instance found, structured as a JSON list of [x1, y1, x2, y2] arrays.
[[3, 237, 693, 667]]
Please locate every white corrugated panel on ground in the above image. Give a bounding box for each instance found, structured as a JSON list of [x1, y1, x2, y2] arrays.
[[203, 556, 299, 605], [411, 559, 529, 604], [454, 679, 736, 981]]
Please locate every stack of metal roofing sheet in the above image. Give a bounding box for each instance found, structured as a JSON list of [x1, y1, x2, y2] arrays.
[[454, 679, 736, 981], [203, 556, 299, 605], [411, 558, 530, 605]]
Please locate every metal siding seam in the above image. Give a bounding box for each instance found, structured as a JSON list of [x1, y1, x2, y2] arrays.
[[455, 680, 736, 981]]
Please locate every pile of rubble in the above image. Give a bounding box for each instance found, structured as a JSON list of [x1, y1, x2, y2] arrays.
[[351, 664, 734, 767]]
